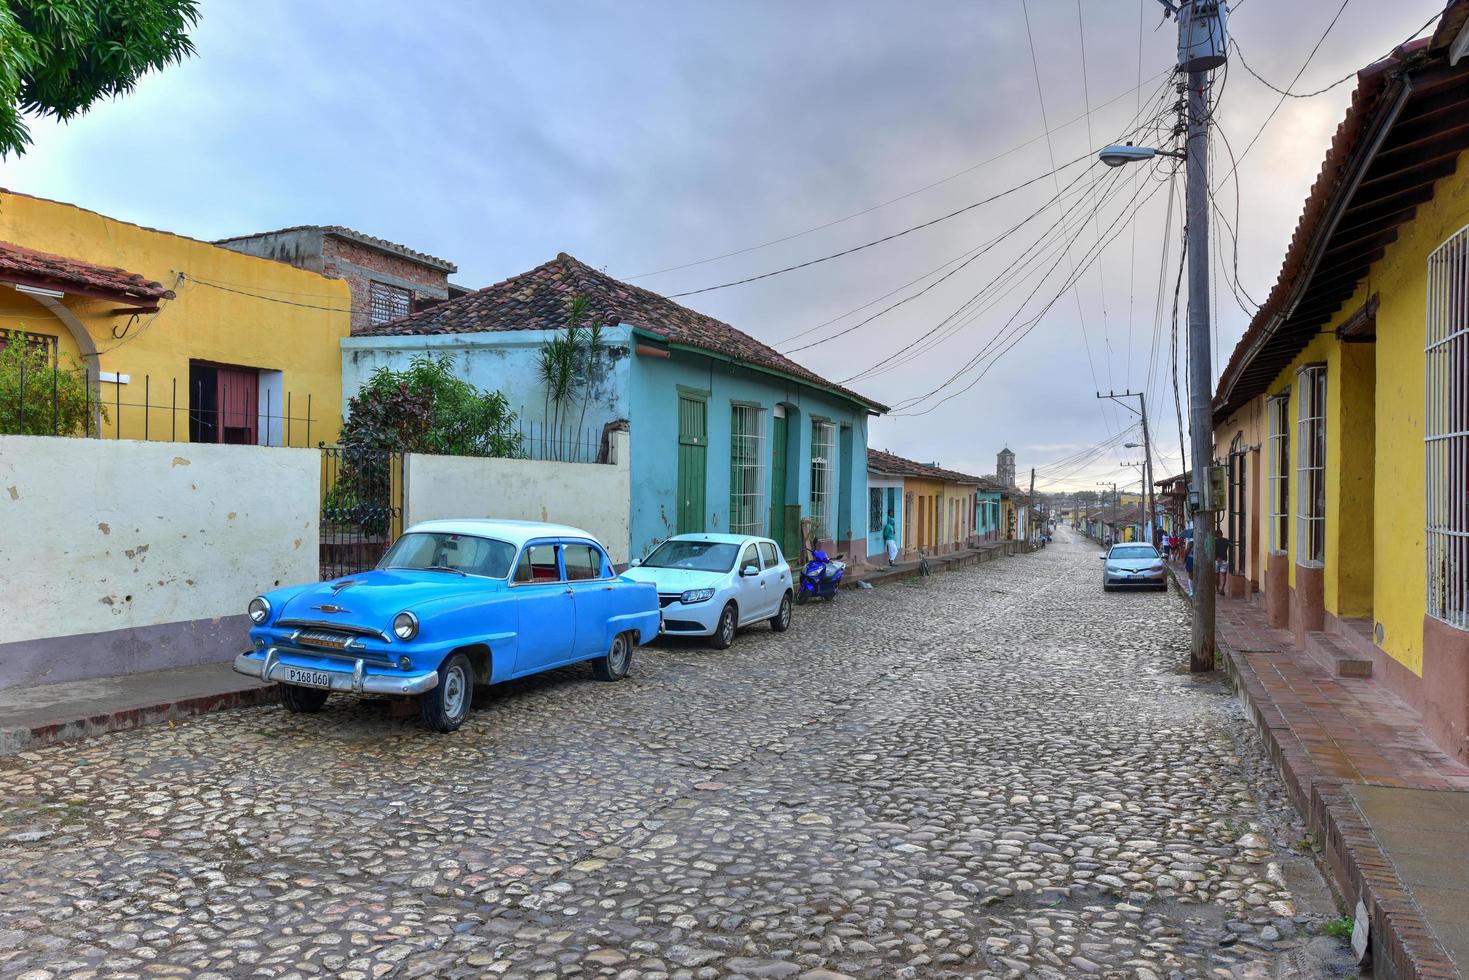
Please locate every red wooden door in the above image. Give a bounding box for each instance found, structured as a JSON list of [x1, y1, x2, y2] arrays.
[[216, 367, 258, 444]]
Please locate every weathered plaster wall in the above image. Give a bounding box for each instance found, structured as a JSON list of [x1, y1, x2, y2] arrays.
[[627, 345, 873, 562], [0, 436, 319, 687], [341, 327, 632, 437], [403, 431, 631, 563], [866, 475, 903, 558], [0, 193, 352, 446]]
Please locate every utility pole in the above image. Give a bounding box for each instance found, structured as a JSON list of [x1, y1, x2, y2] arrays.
[[1098, 390, 1157, 549], [1028, 467, 1037, 547], [1180, 1, 1224, 673]]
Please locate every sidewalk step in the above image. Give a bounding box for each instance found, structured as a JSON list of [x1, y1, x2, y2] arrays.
[[1305, 631, 1374, 679], [0, 662, 274, 757]]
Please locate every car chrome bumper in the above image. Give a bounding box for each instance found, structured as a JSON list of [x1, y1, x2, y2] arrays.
[[234, 648, 439, 696]]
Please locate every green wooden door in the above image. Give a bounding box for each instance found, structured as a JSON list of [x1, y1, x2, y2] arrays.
[[770, 411, 788, 551], [677, 395, 707, 534]]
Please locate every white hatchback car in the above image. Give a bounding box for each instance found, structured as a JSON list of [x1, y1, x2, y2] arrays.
[[623, 533, 794, 648]]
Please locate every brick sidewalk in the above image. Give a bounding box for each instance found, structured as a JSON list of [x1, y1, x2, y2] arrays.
[[1208, 584, 1469, 979]]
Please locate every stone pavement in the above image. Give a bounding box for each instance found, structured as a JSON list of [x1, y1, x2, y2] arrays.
[[1212, 589, 1469, 979], [0, 662, 273, 757], [0, 528, 1354, 979]]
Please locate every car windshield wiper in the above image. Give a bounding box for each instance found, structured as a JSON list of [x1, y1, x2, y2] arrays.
[[420, 565, 467, 576]]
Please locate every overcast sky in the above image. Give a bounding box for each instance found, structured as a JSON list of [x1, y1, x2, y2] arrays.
[[3, 0, 1445, 492]]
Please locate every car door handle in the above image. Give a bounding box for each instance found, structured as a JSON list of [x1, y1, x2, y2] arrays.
[[564, 588, 574, 596], [602, 585, 613, 591]]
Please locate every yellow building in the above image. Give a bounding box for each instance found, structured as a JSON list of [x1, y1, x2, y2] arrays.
[[867, 449, 982, 557], [0, 191, 350, 445], [1211, 25, 1469, 759]]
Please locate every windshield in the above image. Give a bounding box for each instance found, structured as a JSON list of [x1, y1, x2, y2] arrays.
[[642, 540, 739, 572], [379, 532, 517, 578], [1110, 545, 1159, 560]]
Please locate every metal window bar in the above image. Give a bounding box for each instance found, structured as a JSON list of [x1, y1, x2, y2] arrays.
[[1296, 364, 1327, 567], [1267, 393, 1290, 553], [368, 281, 412, 325], [1427, 224, 1469, 628], [809, 420, 835, 539], [729, 404, 767, 535]]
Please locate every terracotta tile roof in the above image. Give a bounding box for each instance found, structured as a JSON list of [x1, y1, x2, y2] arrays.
[[215, 225, 456, 272], [867, 448, 989, 486], [0, 239, 175, 303], [1213, 24, 1465, 419], [357, 252, 886, 412]]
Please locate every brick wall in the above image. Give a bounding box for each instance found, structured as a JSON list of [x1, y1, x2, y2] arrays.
[[322, 237, 451, 334]]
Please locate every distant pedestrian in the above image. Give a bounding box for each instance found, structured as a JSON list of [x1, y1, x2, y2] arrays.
[[882, 509, 898, 566], [1161, 536, 1172, 560], [1216, 535, 1231, 596], [1183, 542, 1194, 595]]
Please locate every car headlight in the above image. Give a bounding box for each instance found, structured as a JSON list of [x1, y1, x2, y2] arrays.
[[393, 611, 419, 641], [248, 596, 271, 624], [680, 588, 716, 604]]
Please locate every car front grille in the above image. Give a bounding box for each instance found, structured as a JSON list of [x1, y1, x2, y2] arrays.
[[294, 627, 357, 650], [658, 594, 681, 608], [663, 619, 704, 631]]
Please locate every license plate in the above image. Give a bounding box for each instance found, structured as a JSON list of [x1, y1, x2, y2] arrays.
[[282, 667, 333, 689]]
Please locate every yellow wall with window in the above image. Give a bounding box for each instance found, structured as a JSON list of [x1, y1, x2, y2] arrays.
[[0, 191, 350, 445], [1241, 159, 1469, 675]]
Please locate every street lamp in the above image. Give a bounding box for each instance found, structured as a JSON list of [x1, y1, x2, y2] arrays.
[[1099, 142, 1184, 167]]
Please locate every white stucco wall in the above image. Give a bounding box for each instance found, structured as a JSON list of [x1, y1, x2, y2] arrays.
[[341, 327, 632, 436], [0, 436, 320, 644], [403, 430, 632, 563]]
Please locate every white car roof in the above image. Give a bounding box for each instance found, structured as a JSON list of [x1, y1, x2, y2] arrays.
[[404, 519, 602, 549], [662, 532, 772, 546]]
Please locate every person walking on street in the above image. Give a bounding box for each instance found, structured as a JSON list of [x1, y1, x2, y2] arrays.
[[882, 509, 898, 566], [1216, 535, 1232, 596]]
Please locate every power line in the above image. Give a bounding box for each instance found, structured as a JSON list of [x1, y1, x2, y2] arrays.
[[624, 68, 1171, 281], [891, 162, 1171, 416], [663, 149, 1098, 299], [1220, 0, 1353, 186], [1022, 0, 1118, 445], [803, 76, 1177, 379], [838, 79, 1177, 388], [779, 160, 1102, 356]]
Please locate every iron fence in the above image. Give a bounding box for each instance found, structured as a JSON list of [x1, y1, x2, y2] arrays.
[[319, 445, 404, 580], [1, 361, 319, 447], [514, 414, 614, 464]]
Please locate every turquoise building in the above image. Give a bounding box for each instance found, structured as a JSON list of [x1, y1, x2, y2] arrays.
[[352, 253, 886, 563]]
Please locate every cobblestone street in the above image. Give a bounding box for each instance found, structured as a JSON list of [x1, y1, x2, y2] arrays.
[[0, 529, 1348, 979]]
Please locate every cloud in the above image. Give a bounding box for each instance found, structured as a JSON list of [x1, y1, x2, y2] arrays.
[[6, 0, 1429, 488]]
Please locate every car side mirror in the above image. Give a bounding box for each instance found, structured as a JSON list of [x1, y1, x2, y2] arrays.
[[1098, 554, 1107, 560], [741, 566, 759, 577], [629, 558, 641, 567]]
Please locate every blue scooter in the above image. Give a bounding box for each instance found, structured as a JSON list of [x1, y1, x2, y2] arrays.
[[796, 538, 846, 604]]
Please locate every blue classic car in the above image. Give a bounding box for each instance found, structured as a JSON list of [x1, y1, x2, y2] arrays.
[[233, 520, 661, 732]]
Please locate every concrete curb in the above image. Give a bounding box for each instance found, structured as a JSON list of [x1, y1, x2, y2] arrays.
[[0, 683, 278, 758], [1216, 627, 1458, 979], [847, 542, 1022, 590]]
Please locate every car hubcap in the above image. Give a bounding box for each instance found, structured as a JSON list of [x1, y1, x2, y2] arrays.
[[780, 599, 790, 626], [609, 637, 628, 672], [444, 666, 465, 717], [722, 612, 735, 642]]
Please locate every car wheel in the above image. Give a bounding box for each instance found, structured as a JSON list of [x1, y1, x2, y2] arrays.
[[278, 683, 329, 714], [710, 602, 738, 650], [592, 631, 633, 682], [770, 592, 793, 632], [419, 652, 472, 733]]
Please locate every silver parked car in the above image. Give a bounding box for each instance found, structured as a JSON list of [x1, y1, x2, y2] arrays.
[[1099, 543, 1167, 591]]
